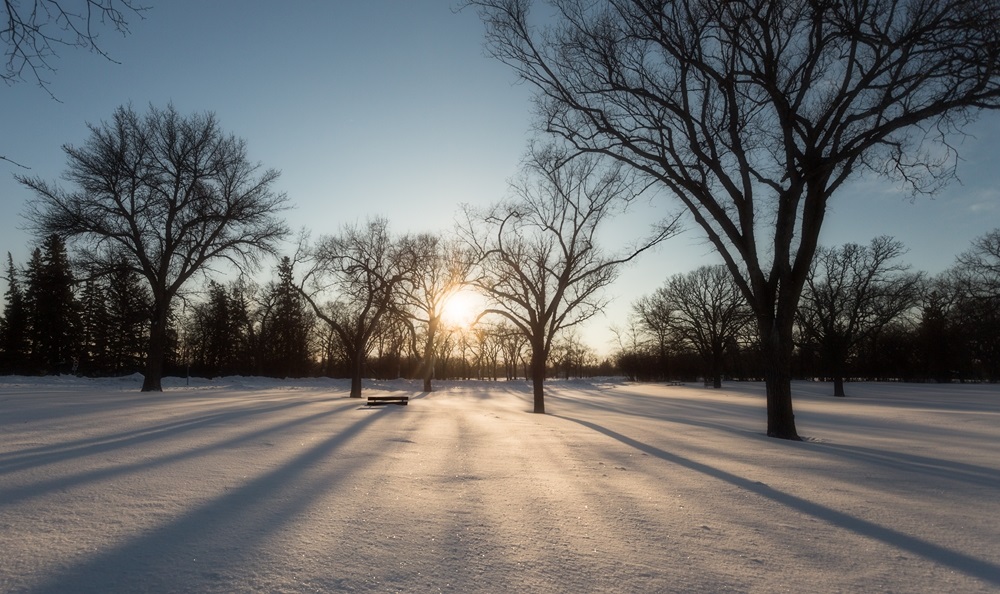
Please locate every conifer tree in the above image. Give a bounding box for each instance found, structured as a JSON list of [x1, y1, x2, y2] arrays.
[[23, 235, 80, 374], [105, 261, 151, 375], [78, 278, 111, 375], [261, 257, 313, 378], [0, 253, 30, 373]]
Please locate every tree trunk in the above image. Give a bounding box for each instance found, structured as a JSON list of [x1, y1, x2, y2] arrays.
[[350, 349, 364, 398], [141, 305, 168, 392], [826, 342, 847, 397], [833, 374, 846, 397], [711, 345, 723, 388], [530, 345, 546, 413], [760, 322, 800, 440], [421, 320, 436, 392]]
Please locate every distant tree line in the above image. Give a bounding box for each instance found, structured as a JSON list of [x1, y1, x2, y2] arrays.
[[616, 232, 1000, 391], [0, 235, 618, 383], [6, 229, 998, 395]]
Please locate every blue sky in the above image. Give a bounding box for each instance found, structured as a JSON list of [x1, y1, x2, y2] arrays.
[[2, 1, 999, 355]]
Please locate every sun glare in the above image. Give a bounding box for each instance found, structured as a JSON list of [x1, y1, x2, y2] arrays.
[[441, 288, 485, 328]]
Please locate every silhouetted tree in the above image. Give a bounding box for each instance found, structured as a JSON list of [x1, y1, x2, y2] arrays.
[[23, 234, 79, 374], [797, 237, 922, 396], [552, 330, 592, 379], [19, 104, 289, 390], [0, 253, 30, 373], [104, 259, 150, 374], [459, 146, 679, 413], [646, 265, 753, 388], [259, 257, 314, 378], [297, 219, 416, 397], [917, 277, 963, 383], [631, 294, 677, 382], [950, 230, 1000, 380], [77, 277, 111, 374], [470, 0, 1000, 438], [495, 321, 526, 380]]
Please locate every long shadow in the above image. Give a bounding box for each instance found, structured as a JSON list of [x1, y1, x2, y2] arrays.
[[26, 402, 393, 594], [553, 414, 1000, 588], [545, 386, 765, 440], [811, 441, 1000, 490], [0, 400, 359, 506], [0, 398, 317, 475]]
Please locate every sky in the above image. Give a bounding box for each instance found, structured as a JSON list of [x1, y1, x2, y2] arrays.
[[2, 1, 1000, 356]]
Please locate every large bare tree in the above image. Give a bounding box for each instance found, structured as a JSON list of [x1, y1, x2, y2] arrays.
[[19, 103, 290, 391], [459, 146, 680, 413], [296, 219, 416, 398], [796, 237, 923, 397], [469, 0, 1000, 438]]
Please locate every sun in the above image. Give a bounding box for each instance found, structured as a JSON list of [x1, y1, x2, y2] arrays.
[[440, 288, 485, 328]]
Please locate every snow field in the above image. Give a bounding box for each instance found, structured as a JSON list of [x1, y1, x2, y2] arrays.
[[0, 376, 998, 592]]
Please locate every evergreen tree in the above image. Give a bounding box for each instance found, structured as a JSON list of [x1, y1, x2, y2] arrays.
[[186, 281, 248, 377], [23, 235, 81, 374], [105, 261, 151, 375], [78, 278, 112, 375], [260, 257, 313, 378], [0, 253, 30, 373]]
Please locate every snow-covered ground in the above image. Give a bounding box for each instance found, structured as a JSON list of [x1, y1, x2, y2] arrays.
[[1, 376, 998, 593]]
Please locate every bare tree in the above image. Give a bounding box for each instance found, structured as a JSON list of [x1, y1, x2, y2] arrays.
[[459, 146, 680, 413], [643, 265, 753, 389], [468, 0, 1000, 438], [296, 219, 415, 398], [399, 234, 473, 392], [956, 228, 1000, 298], [796, 237, 922, 396], [632, 290, 678, 381], [19, 103, 289, 390], [494, 320, 526, 380], [2, 0, 147, 95], [949, 229, 1000, 380]]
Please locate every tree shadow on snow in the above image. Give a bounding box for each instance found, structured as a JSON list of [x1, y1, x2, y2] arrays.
[[553, 414, 1000, 588], [25, 406, 392, 594]]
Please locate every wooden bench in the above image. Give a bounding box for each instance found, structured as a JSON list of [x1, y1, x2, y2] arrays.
[[366, 395, 409, 406]]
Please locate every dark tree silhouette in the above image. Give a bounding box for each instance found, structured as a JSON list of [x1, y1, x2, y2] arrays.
[[796, 237, 922, 396], [641, 265, 752, 389], [103, 259, 150, 374], [469, 0, 1000, 438], [459, 146, 679, 413], [259, 256, 314, 379], [0, 253, 30, 372], [956, 229, 1000, 297], [297, 219, 416, 398], [23, 234, 79, 374], [19, 104, 289, 391], [77, 277, 111, 374], [950, 229, 1000, 380]]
